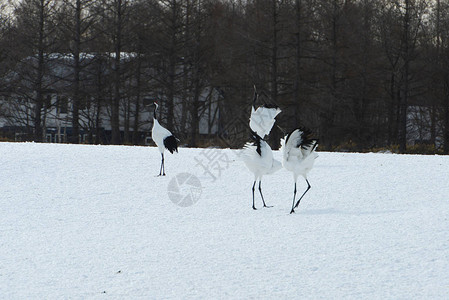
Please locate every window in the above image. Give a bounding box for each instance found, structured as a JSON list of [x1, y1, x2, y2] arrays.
[[58, 96, 68, 114]]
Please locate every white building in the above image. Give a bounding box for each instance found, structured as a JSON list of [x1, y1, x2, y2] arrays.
[[0, 53, 222, 144]]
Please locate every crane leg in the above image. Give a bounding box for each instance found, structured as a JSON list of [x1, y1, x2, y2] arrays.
[[290, 182, 297, 214], [252, 181, 257, 210], [158, 153, 165, 176], [294, 179, 311, 209], [162, 153, 165, 176], [259, 181, 272, 208]]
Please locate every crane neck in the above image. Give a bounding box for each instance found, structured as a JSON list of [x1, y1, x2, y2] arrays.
[[252, 90, 258, 109], [250, 129, 263, 156]]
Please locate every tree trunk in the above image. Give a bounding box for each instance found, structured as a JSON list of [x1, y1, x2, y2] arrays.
[[166, 0, 178, 133], [444, 77, 449, 154], [111, 0, 122, 144], [132, 52, 142, 145], [399, 0, 410, 153], [269, 0, 280, 150], [71, 0, 81, 144], [293, 0, 301, 125], [34, 0, 45, 142]]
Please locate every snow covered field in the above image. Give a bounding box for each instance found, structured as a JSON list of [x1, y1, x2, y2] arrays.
[[1, 142, 449, 299]]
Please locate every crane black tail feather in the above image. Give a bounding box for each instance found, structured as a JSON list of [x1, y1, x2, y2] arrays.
[[285, 126, 318, 150], [163, 135, 178, 154]]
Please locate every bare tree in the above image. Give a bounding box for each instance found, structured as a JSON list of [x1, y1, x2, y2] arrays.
[[11, 0, 61, 142], [56, 0, 97, 143], [0, 1, 12, 76]]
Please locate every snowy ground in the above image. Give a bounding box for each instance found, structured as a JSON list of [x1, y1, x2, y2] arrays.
[[1, 142, 449, 299]]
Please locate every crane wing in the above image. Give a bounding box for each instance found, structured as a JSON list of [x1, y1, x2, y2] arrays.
[[281, 128, 318, 160], [163, 135, 178, 154], [242, 139, 274, 171], [249, 106, 281, 138]]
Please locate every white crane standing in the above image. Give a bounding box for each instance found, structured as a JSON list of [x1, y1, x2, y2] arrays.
[[242, 87, 282, 209], [280, 127, 318, 213], [242, 130, 282, 209], [151, 102, 178, 176]]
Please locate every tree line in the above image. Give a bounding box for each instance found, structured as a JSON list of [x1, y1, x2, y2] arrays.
[[1, 0, 449, 154]]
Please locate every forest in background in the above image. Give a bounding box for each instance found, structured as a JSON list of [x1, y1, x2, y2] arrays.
[[1, 0, 449, 154]]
